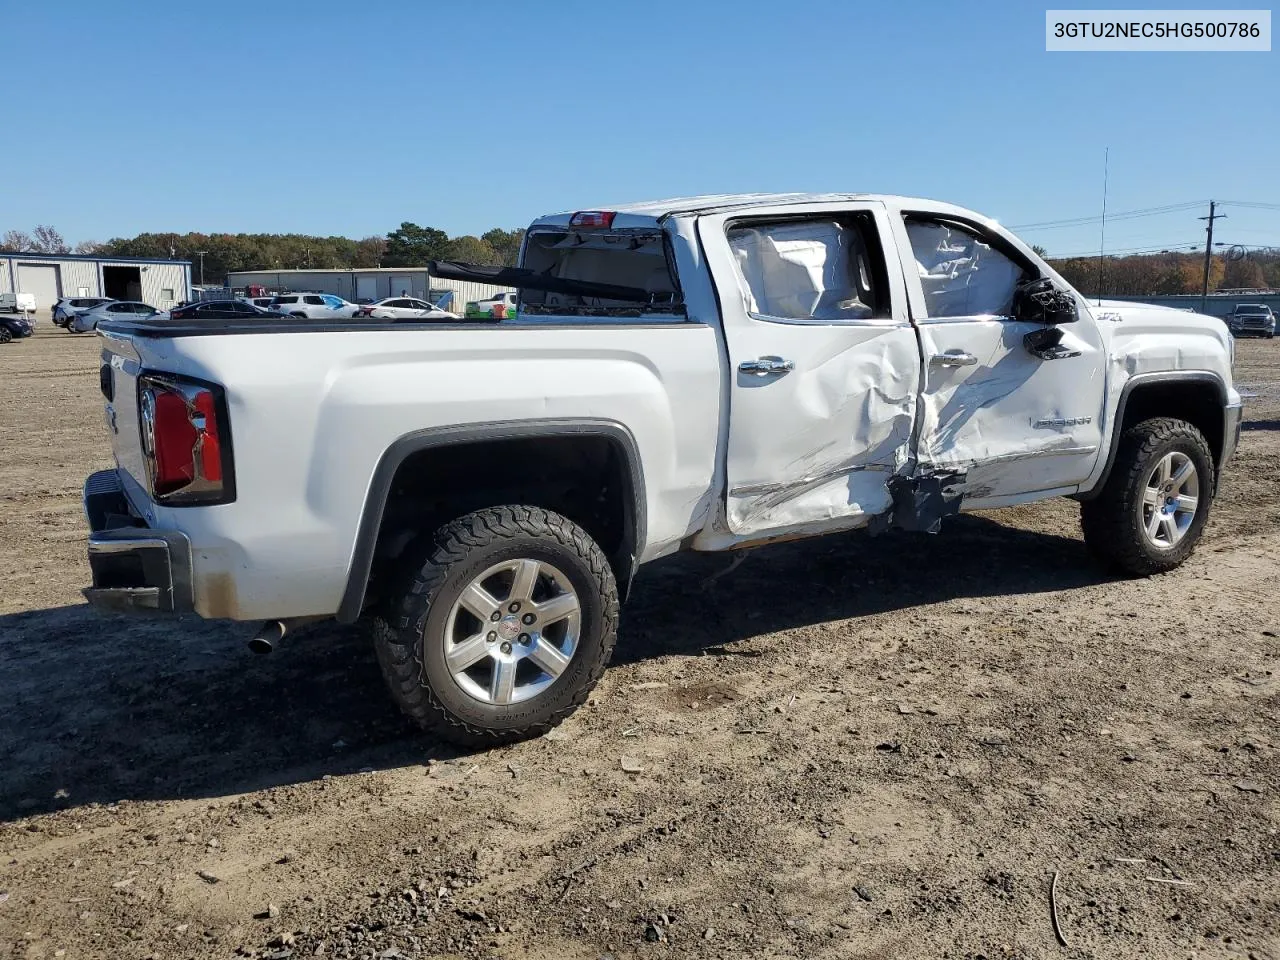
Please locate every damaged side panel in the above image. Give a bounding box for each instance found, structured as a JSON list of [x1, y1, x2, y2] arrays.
[[723, 324, 920, 534], [913, 318, 1107, 502]]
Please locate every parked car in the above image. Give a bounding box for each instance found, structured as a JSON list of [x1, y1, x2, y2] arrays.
[[267, 293, 359, 319], [70, 301, 160, 332], [83, 193, 1241, 747], [169, 300, 277, 321], [0, 314, 33, 343], [464, 291, 518, 319], [1226, 303, 1276, 338], [0, 292, 37, 313], [53, 297, 113, 328], [354, 297, 459, 320]]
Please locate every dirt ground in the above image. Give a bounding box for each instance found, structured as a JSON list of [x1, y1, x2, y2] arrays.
[[0, 318, 1276, 960]]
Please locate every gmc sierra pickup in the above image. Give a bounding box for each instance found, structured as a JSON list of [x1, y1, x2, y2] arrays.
[[83, 193, 1243, 745]]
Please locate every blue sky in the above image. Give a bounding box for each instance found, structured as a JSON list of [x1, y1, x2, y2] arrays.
[[3, 0, 1275, 256]]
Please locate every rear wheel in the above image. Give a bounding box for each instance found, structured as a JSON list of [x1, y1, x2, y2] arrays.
[[1081, 417, 1214, 575], [0, 327, 11, 344], [367, 506, 619, 746]]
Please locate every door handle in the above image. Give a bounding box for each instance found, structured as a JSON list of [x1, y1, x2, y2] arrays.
[[739, 356, 794, 377], [929, 351, 978, 367]]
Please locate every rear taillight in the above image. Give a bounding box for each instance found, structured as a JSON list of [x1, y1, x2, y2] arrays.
[[138, 374, 234, 505]]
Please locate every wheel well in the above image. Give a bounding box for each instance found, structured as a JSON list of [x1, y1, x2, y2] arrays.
[[352, 433, 640, 619], [1118, 379, 1224, 466]]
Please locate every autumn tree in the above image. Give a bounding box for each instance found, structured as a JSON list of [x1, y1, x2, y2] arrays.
[[0, 230, 32, 252], [31, 225, 68, 254], [1222, 256, 1266, 290]]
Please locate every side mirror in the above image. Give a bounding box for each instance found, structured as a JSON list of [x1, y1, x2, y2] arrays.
[[1013, 277, 1078, 325]]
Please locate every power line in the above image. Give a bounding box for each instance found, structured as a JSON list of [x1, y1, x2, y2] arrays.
[[1010, 201, 1207, 231], [1048, 238, 1280, 258], [1012, 199, 1279, 232], [1049, 241, 1202, 258], [1219, 200, 1280, 212]]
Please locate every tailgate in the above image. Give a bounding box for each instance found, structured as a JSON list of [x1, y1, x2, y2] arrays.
[[98, 328, 152, 501]]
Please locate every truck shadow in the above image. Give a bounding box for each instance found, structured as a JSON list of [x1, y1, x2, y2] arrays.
[[0, 514, 1106, 821], [615, 512, 1108, 664]]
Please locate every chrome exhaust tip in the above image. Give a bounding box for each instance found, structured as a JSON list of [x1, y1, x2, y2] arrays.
[[248, 620, 286, 654]]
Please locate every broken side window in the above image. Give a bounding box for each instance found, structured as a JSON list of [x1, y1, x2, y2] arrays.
[[904, 219, 1027, 319], [725, 214, 890, 324]]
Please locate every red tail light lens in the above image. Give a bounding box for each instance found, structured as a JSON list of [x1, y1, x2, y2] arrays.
[[569, 211, 616, 228], [139, 375, 234, 504]]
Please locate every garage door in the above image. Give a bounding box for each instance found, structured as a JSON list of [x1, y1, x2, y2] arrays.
[[17, 264, 61, 312], [356, 276, 378, 302]]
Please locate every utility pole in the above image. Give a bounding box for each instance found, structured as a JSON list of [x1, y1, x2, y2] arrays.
[[1199, 202, 1225, 313], [195, 250, 208, 289]]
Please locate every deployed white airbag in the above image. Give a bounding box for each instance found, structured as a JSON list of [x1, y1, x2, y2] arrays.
[[728, 221, 872, 321], [906, 221, 1022, 318]]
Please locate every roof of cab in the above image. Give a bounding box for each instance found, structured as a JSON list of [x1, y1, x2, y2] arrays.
[[528, 193, 991, 229]]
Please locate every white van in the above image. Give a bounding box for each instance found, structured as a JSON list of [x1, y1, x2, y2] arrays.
[[0, 292, 37, 313]]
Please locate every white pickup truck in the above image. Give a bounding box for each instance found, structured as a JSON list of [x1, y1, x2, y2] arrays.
[[84, 193, 1242, 745]]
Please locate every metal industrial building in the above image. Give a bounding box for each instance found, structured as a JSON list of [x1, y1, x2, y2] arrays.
[[0, 252, 191, 312], [225, 267, 510, 312]]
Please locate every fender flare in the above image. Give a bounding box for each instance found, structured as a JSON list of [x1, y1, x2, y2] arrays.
[[1079, 371, 1228, 500], [335, 418, 647, 623]]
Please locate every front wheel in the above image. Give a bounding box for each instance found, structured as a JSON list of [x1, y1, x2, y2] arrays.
[[1081, 417, 1214, 576], [366, 506, 619, 746], [0, 327, 11, 344]]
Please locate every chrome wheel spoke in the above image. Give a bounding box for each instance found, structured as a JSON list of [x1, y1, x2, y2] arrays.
[[1159, 515, 1179, 544], [1169, 457, 1194, 491], [446, 633, 491, 673], [489, 657, 517, 704], [1175, 493, 1198, 514], [459, 582, 501, 622], [535, 592, 579, 624], [1156, 455, 1173, 484], [1143, 486, 1161, 507], [527, 637, 571, 678], [1145, 508, 1162, 539], [508, 559, 541, 603]]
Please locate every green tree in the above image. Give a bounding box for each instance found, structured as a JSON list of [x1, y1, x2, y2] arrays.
[[445, 235, 500, 264], [1030, 244, 1048, 258], [482, 228, 525, 266], [383, 222, 451, 266], [354, 236, 386, 268]]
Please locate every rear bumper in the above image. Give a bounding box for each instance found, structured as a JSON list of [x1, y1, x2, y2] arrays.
[[83, 469, 193, 614]]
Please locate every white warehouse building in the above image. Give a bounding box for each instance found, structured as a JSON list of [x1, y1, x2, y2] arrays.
[[225, 267, 511, 313], [0, 252, 191, 312]]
